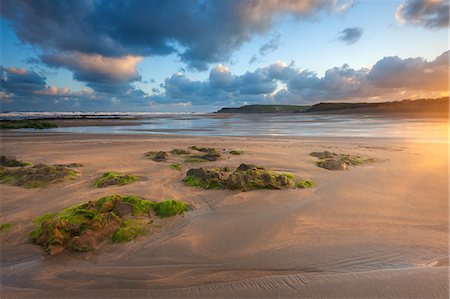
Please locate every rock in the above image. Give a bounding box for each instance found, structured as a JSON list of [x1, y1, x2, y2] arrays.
[[29, 195, 190, 254], [0, 163, 77, 188], [170, 149, 190, 155], [311, 151, 375, 170], [145, 151, 169, 162], [316, 159, 348, 170], [0, 155, 29, 167], [185, 148, 221, 162], [309, 151, 337, 159], [185, 164, 296, 192], [236, 164, 261, 171], [226, 167, 295, 191], [186, 167, 228, 187], [72, 214, 121, 252]]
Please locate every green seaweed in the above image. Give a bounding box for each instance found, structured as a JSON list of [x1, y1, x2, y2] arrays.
[[111, 219, 148, 243], [151, 199, 189, 218], [0, 223, 12, 233], [0, 156, 31, 167], [185, 164, 297, 192], [229, 150, 244, 155], [184, 175, 225, 190], [29, 195, 190, 254], [0, 120, 57, 130], [94, 172, 138, 188], [0, 164, 77, 188], [296, 180, 317, 189], [184, 157, 208, 163], [170, 163, 182, 171], [310, 151, 377, 170], [170, 149, 190, 155]]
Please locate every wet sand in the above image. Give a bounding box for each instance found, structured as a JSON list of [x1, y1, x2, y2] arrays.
[[0, 132, 448, 298]]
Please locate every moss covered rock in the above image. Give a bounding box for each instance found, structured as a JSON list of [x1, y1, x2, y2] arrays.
[[145, 151, 169, 162], [94, 172, 138, 188], [0, 164, 77, 188], [310, 151, 376, 171], [0, 120, 57, 130], [185, 164, 300, 192], [170, 149, 190, 155], [229, 150, 244, 155], [29, 195, 190, 254], [0, 156, 30, 167], [185, 147, 221, 163]]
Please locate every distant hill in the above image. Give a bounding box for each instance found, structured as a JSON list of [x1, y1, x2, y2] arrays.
[[304, 97, 449, 117], [215, 98, 448, 117], [215, 104, 310, 113]]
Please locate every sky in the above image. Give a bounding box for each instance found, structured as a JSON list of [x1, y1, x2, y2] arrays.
[[0, 0, 448, 112]]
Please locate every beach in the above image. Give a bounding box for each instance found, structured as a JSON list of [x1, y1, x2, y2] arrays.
[[0, 130, 448, 298]]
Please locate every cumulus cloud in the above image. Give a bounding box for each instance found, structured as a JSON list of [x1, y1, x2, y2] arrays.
[[1, 66, 47, 96], [41, 53, 142, 84], [368, 51, 449, 90], [40, 53, 143, 93], [1, 0, 354, 72], [0, 65, 148, 111], [337, 27, 363, 44], [152, 51, 449, 106], [2, 51, 447, 111], [396, 0, 449, 28]]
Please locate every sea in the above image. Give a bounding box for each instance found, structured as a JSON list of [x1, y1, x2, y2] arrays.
[[0, 112, 448, 143]]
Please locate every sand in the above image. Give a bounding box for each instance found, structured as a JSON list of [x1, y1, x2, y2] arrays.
[[0, 132, 448, 298]]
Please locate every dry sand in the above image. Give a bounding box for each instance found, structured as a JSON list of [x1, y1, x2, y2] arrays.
[[0, 132, 448, 298]]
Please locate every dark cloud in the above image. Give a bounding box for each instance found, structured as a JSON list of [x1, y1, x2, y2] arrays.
[[259, 34, 281, 56], [396, 0, 449, 28], [337, 27, 363, 44], [1, 0, 352, 71], [1, 67, 47, 96], [249, 55, 259, 64], [0, 65, 148, 111]]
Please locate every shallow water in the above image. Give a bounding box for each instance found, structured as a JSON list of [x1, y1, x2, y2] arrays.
[[15, 114, 449, 142]]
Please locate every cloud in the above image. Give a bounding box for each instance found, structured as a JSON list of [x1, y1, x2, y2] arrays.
[[0, 65, 147, 111], [2, 0, 354, 72], [1, 66, 47, 96], [152, 51, 449, 106], [259, 34, 281, 56], [40, 52, 142, 93], [396, 0, 449, 28], [2, 51, 447, 111], [337, 27, 363, 44], [368, 50, 449, 90]]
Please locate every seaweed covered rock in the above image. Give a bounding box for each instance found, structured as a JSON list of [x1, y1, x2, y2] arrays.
[[170, 148, 190, 155], [310, 151, 376, 171], [310, 151, 337, 160], [317, 159, 348, 170], [226, 165, 296, 191], [185, 147, 221, 162], [229, 150, 244, 155], [145, 151, 169, 162], [29, 195, 190, 254], [94, 172, 138, 188], [185, 164, 299, 192], [0, 120, 57, 130], [185, 167, 230, 189], [0, 155, 30, 167], [0, 164, 77, 188]]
